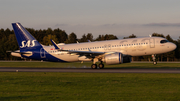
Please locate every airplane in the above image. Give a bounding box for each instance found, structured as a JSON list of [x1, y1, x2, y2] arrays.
[[9, 22, 177, 69]]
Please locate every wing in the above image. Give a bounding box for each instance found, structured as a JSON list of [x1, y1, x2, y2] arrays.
[[50, 39, 110, 59]]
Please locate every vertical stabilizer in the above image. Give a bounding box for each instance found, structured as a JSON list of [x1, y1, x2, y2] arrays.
[[12, 23, 42, 50]]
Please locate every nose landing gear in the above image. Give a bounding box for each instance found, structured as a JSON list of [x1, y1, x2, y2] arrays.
[[152, 54, 157, 65]]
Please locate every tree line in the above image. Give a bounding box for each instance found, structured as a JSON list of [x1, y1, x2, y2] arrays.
[[0, 28, 180, 61]]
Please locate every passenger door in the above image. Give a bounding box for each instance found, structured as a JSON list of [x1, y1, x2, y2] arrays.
[[150, 38, 155, 48]]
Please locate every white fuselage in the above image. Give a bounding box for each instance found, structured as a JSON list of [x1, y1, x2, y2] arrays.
[[41, 37, 176, 62]]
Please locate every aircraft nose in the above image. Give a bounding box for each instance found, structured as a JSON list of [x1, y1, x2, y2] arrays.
[[171, 43, 177, 50]]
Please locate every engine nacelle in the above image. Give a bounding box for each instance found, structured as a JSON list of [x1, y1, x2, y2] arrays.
[[103, 53, 123, 65], [103, 53, 131, 65]]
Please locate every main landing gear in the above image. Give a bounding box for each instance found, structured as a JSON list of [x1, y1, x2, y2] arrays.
[[91, 64, 97, 69], [91, 63, 104, 69], [91, 58, 104, 69], [98, 63, 104, 69], [152, 54, 157, 65]]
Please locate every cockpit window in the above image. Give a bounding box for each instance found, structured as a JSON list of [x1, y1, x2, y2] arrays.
[[160, 40, 169, 44]]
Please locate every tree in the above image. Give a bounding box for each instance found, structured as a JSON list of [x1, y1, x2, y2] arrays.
[[95, 34, 117, 41], [43, 35, 58, 45], [176, 36, 180, 59], [152, 33, 165, 38], [166, 34, 174, 42], [0, 29, 5, 41], [80, 34, 87, 42], [86, 33, 93, 41], [5, 34, 19, 60], [0, 36, 7, 60], [95, 35, 104, 41], [106, 34, 118, 40], [79, 33, 93, 42], [53, 28, 68, 43], [123, 34, 137, 39], [65, 32, 77, 43], [35, 29, 45, 43], [60, 30, 68, 43]]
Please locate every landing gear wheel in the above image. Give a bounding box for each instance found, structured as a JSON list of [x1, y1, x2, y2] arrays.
[[91, 64, 97, 69], [98, 63, 104, 69], [152, 54, 157, 65], [153, 61, 157, 65]]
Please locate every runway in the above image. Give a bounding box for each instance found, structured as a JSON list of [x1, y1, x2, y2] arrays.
[[0, 67, 180, 73]]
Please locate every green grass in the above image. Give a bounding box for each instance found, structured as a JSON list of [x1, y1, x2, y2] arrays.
[[0, 61, 180, 68], [0, 73, 180, 101], [0, 61, 86, 68]]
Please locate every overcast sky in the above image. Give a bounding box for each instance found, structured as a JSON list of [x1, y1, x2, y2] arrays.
[[1, 0, 180, 39]]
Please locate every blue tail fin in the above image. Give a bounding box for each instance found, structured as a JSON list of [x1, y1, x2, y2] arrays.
[[12, 23, 42, 50]]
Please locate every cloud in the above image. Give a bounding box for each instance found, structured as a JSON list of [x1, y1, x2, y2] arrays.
[[143, 23, 180, 27], [55, 24, 68, 27]]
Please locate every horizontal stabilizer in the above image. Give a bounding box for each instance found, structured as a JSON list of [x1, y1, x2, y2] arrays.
[[7, 50, 32, 54], [50, 39, 62, 50]]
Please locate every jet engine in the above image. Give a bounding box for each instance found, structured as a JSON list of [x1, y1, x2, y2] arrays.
[[103, 53, 131, 65]]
